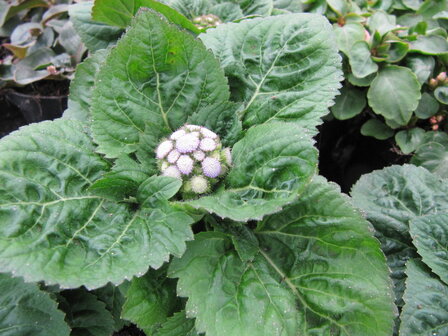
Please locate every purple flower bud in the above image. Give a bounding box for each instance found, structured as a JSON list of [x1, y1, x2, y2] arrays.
[[199, 138, 217, 152], [156, 140, 173, 159], [177, 155, 194, 175], [163, 166, 181, 179], [190, 175, 208, 194], [223, 147, 232, 166], [170, 129, 186, 140], [176, 133, 200, 153], [202, 157, 221, 178], [167, 149, 180, 163], [200, 127, 218, 139], [186, 124, 201, 131], [193, 150, 205, 161]]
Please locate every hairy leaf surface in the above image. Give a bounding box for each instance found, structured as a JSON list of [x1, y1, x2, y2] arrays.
[[185, 123, 318, 221], [0, 120, 194, 289], [0, 273, 70, 336], [171, 177, 395, 336], [200, 13, 342, 132], [91, 10, 236, 158]]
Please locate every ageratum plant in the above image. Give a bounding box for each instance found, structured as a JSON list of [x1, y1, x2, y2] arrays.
[[0, 2, 396, 335]]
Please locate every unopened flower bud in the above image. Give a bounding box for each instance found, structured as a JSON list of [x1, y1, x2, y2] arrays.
[[437, 72, 447, 82], [429, 78, 438, 89]]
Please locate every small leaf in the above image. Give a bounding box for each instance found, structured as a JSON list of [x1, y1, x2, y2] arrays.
[[367, 65, 421, 126], [385, 41, 409, 63], [349, 41, 378, 78], [399, 259, 448, 336], [13, 48, 54, 85], [395, 128, 425, 154], [154, 311, 198, 336], [122, 268, 180, 334], [414, 92, 439, 118], [410, 213, 448, 284], [137, 176, 182, 207], [406, 55, 435, 85], [58, 288, 115, 336], [347, 72, 375, 87], [331, 85, 366, 120], [367, 10, 396, 35], [411, 131, 448, 179], [92, 0, 201, 34], [200, 13, 343, 132], [0, 272, 70, 336], [434, 86, 448, 104], [69, 1, 123, 52], [185, 122, 318, 221], [334, 22, 365, 56], [410, 35, 448, 55], [361, 119, 394, 140]]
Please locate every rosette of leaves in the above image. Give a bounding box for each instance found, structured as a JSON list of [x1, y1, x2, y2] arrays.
[[0, 4, 396, 335], [352, 164, 448, 335], [0, 0, 86, 87]]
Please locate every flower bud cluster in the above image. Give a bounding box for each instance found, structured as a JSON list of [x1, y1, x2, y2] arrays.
[[156, 124, 231, 196], [429, 72, 448, 89], [193, 14, 222, 29]]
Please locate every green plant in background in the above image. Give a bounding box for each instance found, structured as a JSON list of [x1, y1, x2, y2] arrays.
[[0, 1, 397, 335], [352, 164, 448, 335], [0, 0, 84, 87]]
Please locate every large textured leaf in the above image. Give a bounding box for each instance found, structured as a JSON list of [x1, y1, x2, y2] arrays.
[[154, 311, 198, 336], [200, 13, 342, 132], [170, 177, 395, 336], [122, 268, 180, 334], [58, 288, 115, 336], [92, 0, 201, 33], [410, 213, 448, 285], [0, 272, 70, 336], [399, 259, 448, 336], [185, 122, 318, 221], [64, 49, 109, 122], [0, 120, 194, 289], [91, 10, 234, 158], [69, 1, 123, 52], [351, 164, 448, 305]]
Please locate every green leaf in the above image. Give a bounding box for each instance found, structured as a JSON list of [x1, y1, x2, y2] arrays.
[[399, 259, 448, 336], [395, 128, 425, 154], [58, 288, 115, 336], [434, 86, 448, 104], [92, 0, 201, 34], [367, 10, 396, 35], [69, 1, 123, 52], [64, 49, 109, 122], [410, 213, 448, 284], [58, 21, 85, 61], [91, 10, 233, 158], [349, 41, 378, 78], [360, 119, 394, 140], [13, 48, 54, 85], [185, 122, 318, 221], [410, 35, 448, 55], [347, 72, 375, 87], [327, 0, 349, 15], [122, 268, 180, 334], [385, 41, 409, 63], [92, 283, 127, 331], [334, 22, 365, 56], [414, 92, 439, 118], [154, 311, 198, 336], [331, 85, 366, 120], [351, 164, 448, 306], [0, 272, 70, 336], [367, 66, 421, 126], [200, 13, 343, 132], [406, 55, 435, 85], [0, 120, 195, 289], [137, 176, 182, 207], [402, 0, 423, 10], [170, 177, 395, 336], [411, 132, 448, 178], [273, 0, 303, 12]]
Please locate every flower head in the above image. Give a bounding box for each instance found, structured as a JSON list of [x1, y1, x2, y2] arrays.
[[155, 124, 231, 196]]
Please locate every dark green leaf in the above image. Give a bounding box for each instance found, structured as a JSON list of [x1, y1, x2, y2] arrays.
[[395, 128, 425, 154], [347, 72, 375, 87], [349, 41, 378, 78], [200, 13, 343, 132], [0, 272, 70, 336], [399, 259, 448, 336], [410, 35, 448, 55], [414, 92, 439, 118], [334, 22, 365, 56], [411, 132, 448, 178], [367, 66, 421, 126], [361, 119, 394, 140], [331, 85, 366, 120], [137, 176, 182, 207], [154, 311, 198, 336], [185, 122, 318, 221], [434, 86, 448, 104], [92, 283, 127, 331], [406, 55, 435, 85]]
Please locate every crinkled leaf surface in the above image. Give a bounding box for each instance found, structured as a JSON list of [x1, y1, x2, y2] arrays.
[[399, 259, 448, 336], [154, 311, 198, 336], [69, 1, 123, 52], [200, 13, 342, 132], [410, 213, 448, 284], [185, 122, 318, 221], [58, 288, 115, 336], [170, 177, 395, 336], [367, 66, 421, 126], [0, 272, 70, 336], [122, 268, 180, 334], [411, 132, 448, 179], [64, 49, 109, 122], [351, 164, 448, 305], [91, 10, 236, 158], [0, 120, 194, 289]]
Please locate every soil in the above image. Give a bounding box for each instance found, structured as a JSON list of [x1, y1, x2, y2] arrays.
[[113, 325, 146, 336], [14, 80, 70, 97], [0, 93, 27, 138]]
